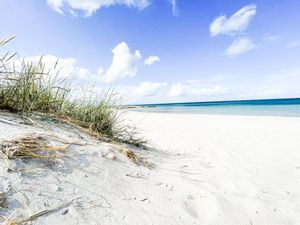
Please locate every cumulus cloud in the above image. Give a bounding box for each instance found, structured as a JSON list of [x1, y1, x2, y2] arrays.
[[100, 42, 142, 83], [169, 83, 183, 97], [116, 80, 231, 104], [13, 42, 157, 85], [169, 83, 227, 97], [13, 55, 91, 81], [11, 54, 104, 100], [144, 55, 160, 65], [47, 0, 150, 16], [210, 5, 257, 58], [225, 38, 255, 57], [210, 4, 256, 37], [134, 81, 167, 97], [191, 85, 227, 96], [77, 67, 91, 79]]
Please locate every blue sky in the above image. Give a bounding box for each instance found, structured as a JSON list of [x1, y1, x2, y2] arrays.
[[1, 0, 300, 104]]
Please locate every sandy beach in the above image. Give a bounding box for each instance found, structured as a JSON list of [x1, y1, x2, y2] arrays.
[[124, 111, 300, 224], [1, 110, 300, 224], [2, 1, 300, 224]]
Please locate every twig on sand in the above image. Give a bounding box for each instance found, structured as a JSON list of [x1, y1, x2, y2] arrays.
[[125, 174, 147, 179], [0, 193, 6, 208], [21, 116, 46, 130], [125, 171, 147, 179], [3, 199, 74, 225]]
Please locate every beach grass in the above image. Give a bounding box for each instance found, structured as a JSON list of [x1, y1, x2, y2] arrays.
[[0, 36, 146, 148]]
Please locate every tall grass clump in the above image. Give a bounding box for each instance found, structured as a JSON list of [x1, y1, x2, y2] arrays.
[[0, 58, 68, 113], [0, 36, 146, 147]]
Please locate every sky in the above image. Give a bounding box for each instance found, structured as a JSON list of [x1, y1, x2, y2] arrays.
[[0, 0, 300, 104]]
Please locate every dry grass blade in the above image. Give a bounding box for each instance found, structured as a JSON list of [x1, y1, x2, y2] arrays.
[[116, 145, 155, 169], [0, 36, 16, 47], [0, 135, 68, 161], [2, 200, 73, 225], [21, 117, 46, 130]]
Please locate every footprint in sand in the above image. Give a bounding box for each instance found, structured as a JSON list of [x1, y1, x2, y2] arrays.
[[182, 195, 198, 219]]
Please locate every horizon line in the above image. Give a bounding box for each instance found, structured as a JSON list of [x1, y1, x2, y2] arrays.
[[129, 97, 300, 106]]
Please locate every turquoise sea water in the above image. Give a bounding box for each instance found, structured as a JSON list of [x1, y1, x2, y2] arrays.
[[129, 98, 300, 117]]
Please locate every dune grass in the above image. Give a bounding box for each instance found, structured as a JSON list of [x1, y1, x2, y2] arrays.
[[0, 36, 146, 148], [0, 135, 68, 160]]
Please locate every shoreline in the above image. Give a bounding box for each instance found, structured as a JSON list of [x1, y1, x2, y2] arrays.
[[124, 98, 300, 118], [124, 109, 300, 119], [128, 97, 300, 106]]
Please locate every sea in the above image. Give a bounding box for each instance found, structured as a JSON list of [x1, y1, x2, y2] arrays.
[[129, 98, 300, 117]]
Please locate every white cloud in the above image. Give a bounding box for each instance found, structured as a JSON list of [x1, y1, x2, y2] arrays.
[[189, 85, 227, 96], [169, 83, 183, 97], [11, 54, 105, 100], [77, 67, 91, 79], [168, 0, 178, 16], [286, 40, 300, 48], [144, 55, 160, 65], [210, 4, 256, 37], [134, 81, 167, 97], [47, 0, 151, 16], [263, 34, 280, 42], [12, 42, 157, 85], [255, 68, 300, 98], [100, 42, 142, 83], [225, 38, 255, 57], [117, 67, 300, 104], [13, 55, 88, 81], [169, 83, 227, 97]]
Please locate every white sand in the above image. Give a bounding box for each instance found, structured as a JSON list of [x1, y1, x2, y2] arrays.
[[1, 110, 300, 224], [124, 111, 300, 225]]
